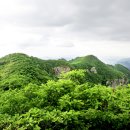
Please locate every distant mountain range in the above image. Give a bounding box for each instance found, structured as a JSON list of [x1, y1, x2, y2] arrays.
[[0, 53, 130, 90], [117, 58, 130, 70]]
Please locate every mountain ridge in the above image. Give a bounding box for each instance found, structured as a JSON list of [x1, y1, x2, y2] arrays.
[[117, 58, 130, 70], [0, 53, 129, 90]]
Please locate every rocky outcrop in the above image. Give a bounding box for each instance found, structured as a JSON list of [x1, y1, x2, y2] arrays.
[[90, 67, 97, 74], [87, 67, 97, 74], [54, 66, 71, 75], [106, 77, 128, 88]]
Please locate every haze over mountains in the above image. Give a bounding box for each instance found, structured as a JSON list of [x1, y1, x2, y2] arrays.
[[117, 58, 130, 70]]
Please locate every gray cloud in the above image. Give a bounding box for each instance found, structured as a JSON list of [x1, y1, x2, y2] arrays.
[[69, 0, 130, 41], [0, 0, 76, 27], [1, 0, 130, 41], [56, 42, 75, 48]]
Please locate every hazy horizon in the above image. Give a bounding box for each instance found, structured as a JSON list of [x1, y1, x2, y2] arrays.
[[0, 52, 127, 65], [0, 0, 130, 64]]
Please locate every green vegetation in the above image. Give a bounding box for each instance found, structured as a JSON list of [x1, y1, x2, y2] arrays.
[[0, 53, 71, 90], [69, 55, 126, 84], [117, 58, 130, 70], [115, 64, 130, 79], [0, 53, 129, 88], [0, 53, 130, 129], [0, 69, 130, 129]]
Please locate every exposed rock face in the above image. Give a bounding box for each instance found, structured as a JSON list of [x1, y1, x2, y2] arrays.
[[106, 78, 128, 88], [90, 67, 97, 74], [54, 66, 71, 75], [87, 67, 97, 74]]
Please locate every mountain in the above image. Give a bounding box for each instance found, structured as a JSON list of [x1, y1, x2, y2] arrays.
[[117, 58, 130, 70], [0, 53, 71, 90], [0, 54, 130, 129], [114, 64, 130, 78], [0, 53, 129, 90], [69, 55, 129, 85]]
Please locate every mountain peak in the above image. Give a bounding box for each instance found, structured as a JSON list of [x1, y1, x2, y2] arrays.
[[69, 55, 102, 66], [0, 53, 30, 63], [2, 53, 29, 58]]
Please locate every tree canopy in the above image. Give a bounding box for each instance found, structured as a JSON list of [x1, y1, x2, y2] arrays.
[[0, 69, 130, 129]]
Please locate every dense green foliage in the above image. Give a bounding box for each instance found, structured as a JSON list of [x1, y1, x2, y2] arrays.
[[0, 53, 129, 89], [0, 53, 72, 90], [0, 69, 130, 129], [0, 53, 130, 129], [0, 53, 130, 90], [69, 55, 126, 84], [117, 58, 130, 70], [0, 53, 50, 89], [115, 64, 130, 79]]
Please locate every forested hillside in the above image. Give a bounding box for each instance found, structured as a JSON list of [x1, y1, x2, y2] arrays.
[[0, 53, 72, 90], [117, 58, 130, 70], [0, 53, 130, 129], [71, 56, 130, 85], [0, 53, 129, 90]]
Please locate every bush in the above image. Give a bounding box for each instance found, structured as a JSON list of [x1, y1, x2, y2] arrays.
[[0, 70, 130, 129]]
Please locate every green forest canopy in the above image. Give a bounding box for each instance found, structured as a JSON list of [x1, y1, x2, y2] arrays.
[[0, 53, 130, 90], [0, 69, 130, 129]]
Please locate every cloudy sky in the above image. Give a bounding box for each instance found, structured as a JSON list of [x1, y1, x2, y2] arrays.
[[0, 0, 130, 63]]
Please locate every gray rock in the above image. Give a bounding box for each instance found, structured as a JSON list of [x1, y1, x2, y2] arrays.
[[54, 66, 71, 75], [90, 67, 97, 74]]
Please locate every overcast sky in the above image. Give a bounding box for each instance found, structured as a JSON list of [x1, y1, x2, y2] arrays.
[[0, 0, 130, 63]]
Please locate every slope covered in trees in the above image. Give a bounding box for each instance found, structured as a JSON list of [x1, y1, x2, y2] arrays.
[[0, 53, 50, 90], [0, 53, 129, 90], [115, 64, 130, 79], [117, 58, 130, 70], [0, 53, 71, 90], [69, 55, 129, 84]]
